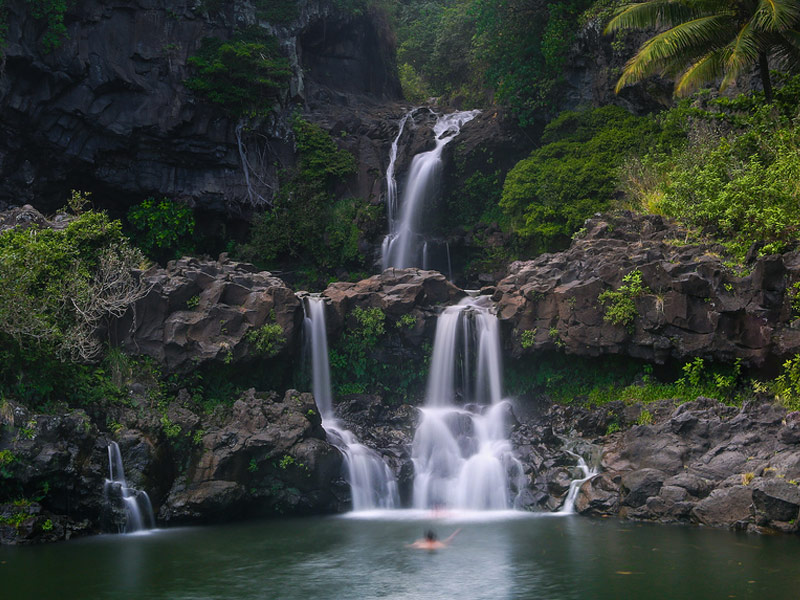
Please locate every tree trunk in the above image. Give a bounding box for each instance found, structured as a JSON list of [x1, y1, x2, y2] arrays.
[[759, 52, 773, 103]]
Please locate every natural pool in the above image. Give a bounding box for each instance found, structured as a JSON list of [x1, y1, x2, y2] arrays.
[[3, 512, 799, 600]]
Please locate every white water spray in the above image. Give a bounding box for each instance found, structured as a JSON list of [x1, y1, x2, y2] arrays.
[[411, 297, 525, 510], [104, 442, 155, 533], [304, 297, 399, 510], [381, 110, 479, 271]]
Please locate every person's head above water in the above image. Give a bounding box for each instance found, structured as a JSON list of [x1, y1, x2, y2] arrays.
[[424, 530, 437, 542]]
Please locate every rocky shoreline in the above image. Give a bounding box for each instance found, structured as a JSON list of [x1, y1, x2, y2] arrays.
[[3, 208, 800, 544]]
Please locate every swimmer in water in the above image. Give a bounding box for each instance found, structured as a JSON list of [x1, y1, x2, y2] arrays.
[[408, 528, 461, 550]]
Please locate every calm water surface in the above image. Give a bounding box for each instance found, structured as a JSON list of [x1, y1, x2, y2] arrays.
[[2, 512, 799, 600]]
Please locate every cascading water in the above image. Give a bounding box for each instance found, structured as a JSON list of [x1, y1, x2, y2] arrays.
[[559, 448, 599, 514], [304, 297, 399, 511], [411, 296, 525, 511], [104, 442, 155, 533], [381, 110, 479, 271]]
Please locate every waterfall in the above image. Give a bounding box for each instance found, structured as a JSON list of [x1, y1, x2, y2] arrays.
[[381, 110, 479, 271], [559, 448, 599, 514], [385, 111, 411, 232], [411, 297, 525, 510], [304, 297, 399, 511], [104, 442, 155, 533]]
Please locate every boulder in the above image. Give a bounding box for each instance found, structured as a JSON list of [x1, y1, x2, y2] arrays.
[[113, 256, 302, 373], [494, 212, 800, 367], [692, 486, 753, 529], [751, 479, 800, 526]]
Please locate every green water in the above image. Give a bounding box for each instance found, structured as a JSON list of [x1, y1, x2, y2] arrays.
[[2, 513, 799, 600]]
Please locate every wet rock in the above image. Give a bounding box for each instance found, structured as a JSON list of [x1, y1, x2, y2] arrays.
[[575, 473, 620, 516], [113, 256, 302, 373], [160, 389, 344, 524], [621, 468, 667, 508], [751, 479, 800, 526], [691, 486, 753, 529], [0, 0, 400, 213]]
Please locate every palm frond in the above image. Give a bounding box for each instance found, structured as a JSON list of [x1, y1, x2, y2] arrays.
[[675, 48, 728, 96], [771, 30, 800, 71], [615, 15, 735, 91], [752, 0, 800, 32], [604, 1, 713, 34], [722, 21, 766, 85]]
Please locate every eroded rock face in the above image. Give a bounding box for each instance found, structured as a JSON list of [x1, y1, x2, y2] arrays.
[[495, 212, 800, 367], [0, 388, 345, 544], [324, 267, 464, 336], [0, 401, 107, 544], [160, 389, 345, 523], [0, 0, 400, 213], [114, 255, 303, 373], [559, 398, 800, 532]]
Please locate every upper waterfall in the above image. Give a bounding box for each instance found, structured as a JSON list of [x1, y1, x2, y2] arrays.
[[381, 110, 479, 271]]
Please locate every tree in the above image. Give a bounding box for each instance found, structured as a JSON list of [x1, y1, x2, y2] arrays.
[[606, 0, 800, 102]]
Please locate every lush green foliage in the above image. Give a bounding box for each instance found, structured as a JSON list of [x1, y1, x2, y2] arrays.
[[598, 269, 650, 331], [499, 105, 665, 252], [606, 0, 800, 100], [186, 29, 291, 117], [237, 116, 374, 284], [328, 307, 428, 402], [0, 206, 151, 408], [506, 353, 746, 408], [393, 0, 595, 124], [770, 355, 800, 411], [246, 322, 285, 358], [628, 78, 800, 259], [25, 0, 68, 51], [127, 198, 195, 264], [472, 0, 592, 125]]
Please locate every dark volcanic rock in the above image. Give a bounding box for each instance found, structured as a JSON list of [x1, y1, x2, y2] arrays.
[[557, 397, 800, 531], [324, 268, 464, 337], [160, 389, 344, 523], [0, 387, 346, 543], [114, 255, 302, 373], [495, 212, 800, 367], [0, 0, 400, 213], [751, 479, 800, 528]]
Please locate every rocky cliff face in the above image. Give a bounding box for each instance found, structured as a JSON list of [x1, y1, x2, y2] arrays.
[[494, 212, 800, 368], [0, 0, 401, 214], [566, 398, 800, 534], [0, 388, 344, 544]]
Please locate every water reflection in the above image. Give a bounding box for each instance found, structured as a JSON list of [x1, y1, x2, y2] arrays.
[[2, 516, 800, 600]]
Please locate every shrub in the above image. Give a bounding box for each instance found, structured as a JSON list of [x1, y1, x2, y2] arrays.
[[629, 77, 800, 260], [127, 197, 195, 264], [185, 29, 291, 117], [26, 0, 68, 51], [500, 106, 663, 253], [237, 116, 362, 274], [246, 322, 285, 358], [0, 208, 148, 363], [598, 269, 650, 331]]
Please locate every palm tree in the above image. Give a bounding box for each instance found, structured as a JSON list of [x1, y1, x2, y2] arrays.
[[605, 0, 800, 102]]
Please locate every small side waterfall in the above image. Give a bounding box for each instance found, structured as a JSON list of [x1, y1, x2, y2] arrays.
[[104, 442, 155, 533], [381, 110, 479, 271], [304, 297, 399, 511], [560, 448, 599, 514], [411, 297, 525, 510]]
